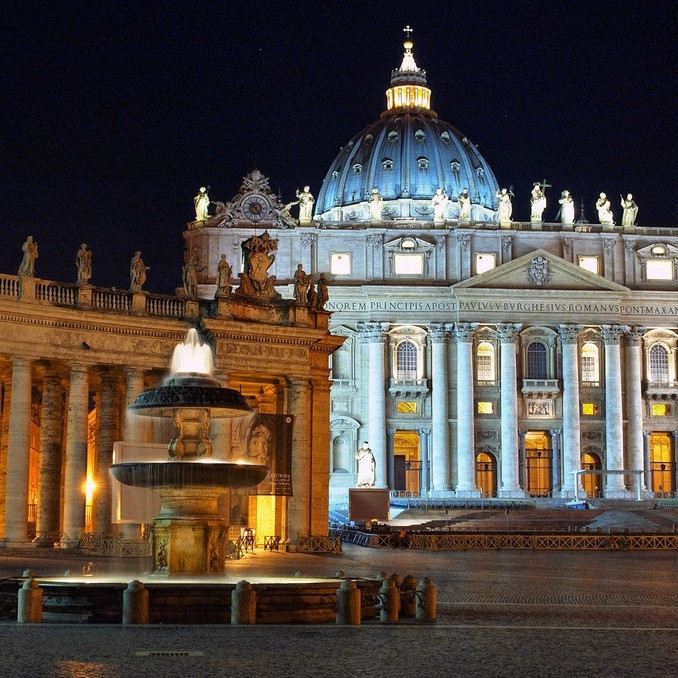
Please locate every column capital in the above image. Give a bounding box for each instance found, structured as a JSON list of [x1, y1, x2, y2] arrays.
[[357, 321, 389, 343], [601, 324, 629, 345], [418, 428, 431, 436], [624, 326, 646, 346], [557, 324, 583, 344], [453, 322, 478, 343], [428, 323, 450, 343], [549, 428, 562, 437], [497, 323, 523, 343]]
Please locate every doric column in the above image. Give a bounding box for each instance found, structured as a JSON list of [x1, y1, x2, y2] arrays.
[[558, 325, 583, 498], [418, 428, 430, 494], [625, 327, 647, 494], [358, 322, 389, 488], [286, 377, 312, 540], [62, 363, 89, 543], [453, 322, 479, 496], [601, 325, 629, 495], [497, 323, 523, 497], [37, 370, 64, 536], [550, 429, 562, 493], [429, 323, 451, 492], [309, 378, 332, 535], [0, 375, 11, 535], [5, 357, 32, 543], [95, 371, 121, 534]]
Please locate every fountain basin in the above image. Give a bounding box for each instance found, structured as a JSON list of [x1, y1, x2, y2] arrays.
[[110, 461, 268, 490]]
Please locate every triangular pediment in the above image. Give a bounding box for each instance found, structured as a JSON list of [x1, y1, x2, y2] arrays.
[[453, 249, 629, 292]]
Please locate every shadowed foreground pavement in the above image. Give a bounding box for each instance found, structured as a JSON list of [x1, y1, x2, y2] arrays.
[[2, 544, 678, 677]]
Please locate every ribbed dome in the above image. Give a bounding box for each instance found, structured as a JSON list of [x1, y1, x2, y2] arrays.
[[315, 35, 499, 223]]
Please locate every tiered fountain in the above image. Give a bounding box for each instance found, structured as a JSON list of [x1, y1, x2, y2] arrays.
[[110, 329, 268, 574]]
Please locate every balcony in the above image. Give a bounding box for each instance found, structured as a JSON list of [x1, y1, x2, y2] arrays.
[[389, 378, 429, 398], [644, 381, 678, 400], [521, 379, 560, 398]]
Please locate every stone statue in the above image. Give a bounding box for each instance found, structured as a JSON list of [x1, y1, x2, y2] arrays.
[[556, 190, 575, 224], [194, 186, 210, 221], [496, 188, 513, 224], [293, 264, 310, 303], [369, 188, 383, 221], [530, 182, 547, 223], [235, 231, 281, 300], [306, 279, 317, 310], [316, 273, 329, 310], [75, 243, 92, 285], [356, 441, 376, 487], [182, 258, 198, 297], [596, 193, 614, 225], [129, 251, 149, 292], [620, 193, 638, 227], [296, 186, 315, 223], [215, 254, 232, 298], [458, 188, 471, 220], [18, 236, 38, 277], [431, 188, 449, 222]]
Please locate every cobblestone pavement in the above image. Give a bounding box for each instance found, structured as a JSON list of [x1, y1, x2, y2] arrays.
[[2, 545, 678, 677]]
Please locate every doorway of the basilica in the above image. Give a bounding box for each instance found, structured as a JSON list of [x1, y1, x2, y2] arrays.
[[525, 431, 552, 497], [581, 451, 603, 498], [393, 430, 420, 493], [650, 432, 675, 496], [476, 451, 497, 498]]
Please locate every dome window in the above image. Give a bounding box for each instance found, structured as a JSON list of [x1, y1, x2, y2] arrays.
[[332, 170, 340, 180], [365, 134, 373, 143], [414, 129, 426, 141], [417, 157, 429, 170], [476, 167, 485, 178], [440, 131, 451, 142], [388, 131, 398, 142], [352, 163, 362, 175], [382, 158, 394, 171], [401, 238, 416, 250]]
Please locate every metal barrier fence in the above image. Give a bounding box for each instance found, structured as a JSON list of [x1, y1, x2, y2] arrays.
[[297, 535, 343, 553], [78, 533, 151, 557]]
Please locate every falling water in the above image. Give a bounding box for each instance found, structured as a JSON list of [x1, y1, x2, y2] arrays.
[[170, 328, 214, 375]]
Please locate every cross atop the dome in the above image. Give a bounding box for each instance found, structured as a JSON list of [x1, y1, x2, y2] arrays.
[[403, 25, 413, 39]]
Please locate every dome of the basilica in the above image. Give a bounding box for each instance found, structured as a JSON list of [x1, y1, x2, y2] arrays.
[[315, 38, 500, 223]]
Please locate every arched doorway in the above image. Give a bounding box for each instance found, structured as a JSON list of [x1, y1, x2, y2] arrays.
[[476, 452, 497, 498], [581, 451, 602, 498], [393, 431, 420, 494], [525, 431, 552, 497], [650, 432, 675, 496]]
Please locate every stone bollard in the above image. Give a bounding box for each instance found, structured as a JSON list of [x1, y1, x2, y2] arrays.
[[400, 574, 417, 618], [17, 578, 42, 623], [231, 580, 256, 624], [377, 577, 400, 623], [336, 579, 361, 625], [122, 580, 149, 624], [415, 577, 437, 622]]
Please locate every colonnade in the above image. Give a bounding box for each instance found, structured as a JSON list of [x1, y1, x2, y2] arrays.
[[357, 321, 653, 500]]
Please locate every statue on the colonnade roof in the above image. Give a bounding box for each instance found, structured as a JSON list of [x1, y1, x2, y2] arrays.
[[596, 192, 614, 225], [458, 188, 471, 220], [194, 186, 210, 221], [76, 243, 92, 285], [431, 188, 449, 222], [296, 186, 315, 224], [496, 187, 513, 224], [215, 254, 232, 298], [234, 231, 281, 300], [369, 188, 384, 221], [530, 182, 548, 222], [129, 251, 149, 292], [620, 193, 638, 227], [293, 264, 310, 303], [18, 236, 38, 277], [556, 190, 575, 224]]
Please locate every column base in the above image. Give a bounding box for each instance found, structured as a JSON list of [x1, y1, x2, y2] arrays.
[[455, 489, 482, 499], [603, 489, 635, 500], [498, 489, 526, 499]]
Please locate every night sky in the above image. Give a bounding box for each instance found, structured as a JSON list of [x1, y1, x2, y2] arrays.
[[2, 1, 676, 294]]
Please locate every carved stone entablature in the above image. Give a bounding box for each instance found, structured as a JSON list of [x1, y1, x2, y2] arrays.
[[453, 322, 478, 342], [357, 321, 390, 343], [428, 322, 450, 343], [526, 255, 551, 287], [474, 326, 496, 342], [497, 323, 522, 343], [624, 326, 647, 346], [558, 324, 583, 344], [601, 324, 628, 345], [524, 398, 554, 417]]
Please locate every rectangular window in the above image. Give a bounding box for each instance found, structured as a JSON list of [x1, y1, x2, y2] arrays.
[[394, 253, 424, 276], [397, 401, 417, 414], [652, 403, 669, 416], [582, 403, 599, 415], [330, 253, 351, 275], [646, 259, 673, 280], [476, 355, 493, 381], [475, 253, 496, 275], [578, 256, 599, 275], [581, 356, 598, 382], [477, 401, 494, 414]]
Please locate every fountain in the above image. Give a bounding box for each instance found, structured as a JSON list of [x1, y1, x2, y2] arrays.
[[110, 329, 268, 575]]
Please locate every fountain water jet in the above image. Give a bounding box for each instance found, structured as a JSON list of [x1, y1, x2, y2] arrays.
[[110, 329, 268, 574]]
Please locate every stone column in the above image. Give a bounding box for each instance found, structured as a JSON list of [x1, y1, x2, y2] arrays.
[[310, 379, 332, 535], [418, 428, 430, 494], [37, 370, 64, 537], [673, 432, 678, 496], [601, 325, 629, 495], [123, 367, 146, 443], [0, 375, 11, 535], [5, 357, 32, 543], [62, 363, 89, 544], [643, 431, 651, 491], [558, 325, 583, 498], [453, 323, 479, 496], [518, 429, 528, 489], [550, 429, 562, 493], [625, 327, 647, 493], [429, 323, 451, 492], [287, 377, 312, 540], [95, 371, 121, 534], [358, 322, 389, 488], [497, 323, 523, 497]]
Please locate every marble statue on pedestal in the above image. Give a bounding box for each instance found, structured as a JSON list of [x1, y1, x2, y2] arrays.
[[369, 188, 383, 221], [496, 188, 513, 224], [194, 186, 210, 221], [316, 273, 329, 310], [556, 190, 575, 224], [620, 193, 638, 227], [129, 251, 149, 292], [293, 264, 310, 303], [596, 193, 614, 225], [458, 188, 471, 220], [18, 236, 38, 277], [356, 441, 376, 487], [296, 186, 315, 223], [215, 254, 232, 298], [530, 182, 547, 222], [76, 243, 92, 285], [431, 188, 449, 222]]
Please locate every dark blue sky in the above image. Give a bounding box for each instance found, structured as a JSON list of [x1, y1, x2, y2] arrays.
[[2, 1, 676, 294]]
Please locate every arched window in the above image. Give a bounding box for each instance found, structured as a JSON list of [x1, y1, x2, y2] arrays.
[[476, 342, 495, 381], [581, 342, 600, 383], [649, 344, 670, 382], [396, 340, 418, 380], [527, 341, 547, 379]]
